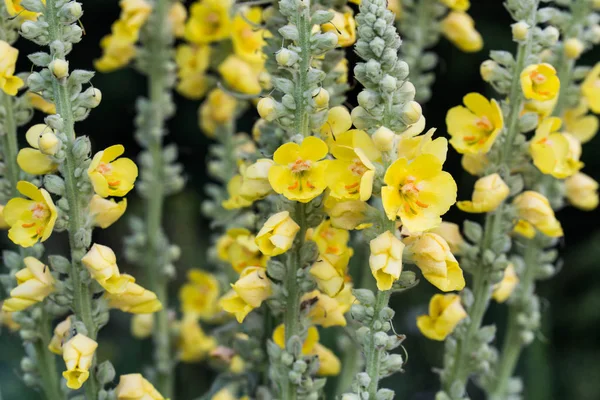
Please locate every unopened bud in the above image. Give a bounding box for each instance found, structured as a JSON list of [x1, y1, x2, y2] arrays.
[[87, 88, 102, 108], [38, 132, 60, 155], [543, 26, 560, 46], [258, 71, 272, 90], [564, 38, 584, 59], [257, 97, 277, 121], [276, 48, 297, 66], [480, 60, 498, 82], [373, 126, 395, 151], [50, 59, 69, 79], [312, 88, 329, 109], [512, 21, 529, 41], [401, 101, 422, 124]]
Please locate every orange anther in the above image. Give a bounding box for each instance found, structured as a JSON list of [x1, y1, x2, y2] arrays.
[[22, 222, 35, 228]]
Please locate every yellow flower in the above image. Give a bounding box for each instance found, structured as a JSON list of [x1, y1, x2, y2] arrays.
[[0, 204, 8, 229], [326, 130, 381, 201], [255, 211, 300, 256], [94, 23, 137, 72], [440, 0, 470, 11], [520, 63, 560, 101], [115, 373, 166, 399], [179, 269, 220, 319], [268, 137, 330, 203], [2, 257, 54, 312], [311, 219, 354, 264], [16, 124, 59, 175], [387, 0, 402, 19], [3, 181, 57, 247], [27, 93, 56, 114], [564, 100, 599, 143], [530, 117, 583, 179], [4, 0, 43, 21], [582, 62, 600, 113], [62, 334, 98, 390], [199, 88, 238, 136], [397, 125, 449, 163], [88, 145, 138, 197], [428, 221, 464, 255], [446, 93, 504, 154], [382, 154, 457, 232], [168, 1, 188, 38], [222, 174, 254, 210], [175, 44, 211, 99], [492, 264, 519, 303], [0, 40, 24, 96], [89, 195, 127, 229], [522, 97, 558, 120], [319, 106, 353, 145], [82, 244, 132, 294], [216, 228, 268, 273], [185, 0, 232, 44], [321, 9, 356, 47], [0, 306, 20, 331], [106, 277, 163, 314], [302, 290, 347, 327], [131, 314, 154, 339], [218, 55, 263, 95], [369, 231, 404, 291], [457, 173, 510, 213], [48, 316, 73, 354], [416, 294, 466, 341], [220, 266, 271, 323], [309, 252, 350, 297], [513, 191, 563, 238], [461, 153, 488, 176], [441, 12, 483, 53], [178, 313, 217, 362], [404, 233, 465, 292], [239, 159, 274, 201], [323, 193, 369, 230], [232, 7, 268, 64], [565, 172, 599, 211]]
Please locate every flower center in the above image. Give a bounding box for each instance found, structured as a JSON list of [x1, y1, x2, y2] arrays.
[[30, 203, 49, 220], [289, 158, 312, 174], [97, 162, 112, 175], [206, 11, 220, 24], [530, 70, 546, 85], [348, 158, 367, 176], [474, 116, 493, 132], [399, 176, 429, 214], [241, 27, 253, 40]]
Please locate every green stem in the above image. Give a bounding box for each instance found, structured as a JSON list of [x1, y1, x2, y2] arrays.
[[0, 93, 20, 196], [293, 3, 311, 138], [365, 290, 391, 398], [34, 309, 64, 400], [489, 242, 539, 400], [334, 335, 361, 397]]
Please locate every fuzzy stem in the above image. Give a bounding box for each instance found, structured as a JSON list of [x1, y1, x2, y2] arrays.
[[365, 290, 392, 398], [334, 336, 361, 397], [34, 310, 64, 400], [293, 1, 311, 138]]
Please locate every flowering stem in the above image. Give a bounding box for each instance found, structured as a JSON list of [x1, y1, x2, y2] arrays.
[[292, 0, 311, 138], [365, 290, 391, 398], [34, 311, 64, 400], [0, 93, 20, 195]]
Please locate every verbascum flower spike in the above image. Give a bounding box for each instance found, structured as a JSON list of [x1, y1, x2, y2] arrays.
[[88, 145, 138, 197], [416, 294, 467, 341], [2, 257, 54, 312], [457, 173, 510, 213], [565, 172, 599, 211], [89, 195, 127, 229], [440, 11, 483, 53], [491, 264, 519, 303], [115, 373, 166, 399], [255, 211, 300, 256], [220, 266, 271, 323], [179, 269, 220, 319], [17, 124, 59, 175], [62, 334, 98, 390], [82, 243, 132, 294], [369, 231, 404, 291], [106, 278, 163, 314], [404, 233, 465, 292], [48, 316, 73, 354], [0, 40, 24, 95], [513, 191, 563, 238], [2, 181, 57, 247]]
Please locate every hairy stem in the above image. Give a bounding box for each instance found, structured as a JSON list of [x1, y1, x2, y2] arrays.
[[34, 310, 64, 400], [365, 290, 392, 398], [293, 1, 311, 138]]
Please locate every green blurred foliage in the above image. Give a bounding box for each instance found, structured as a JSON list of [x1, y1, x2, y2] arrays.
[[1, 1, 600, 399]]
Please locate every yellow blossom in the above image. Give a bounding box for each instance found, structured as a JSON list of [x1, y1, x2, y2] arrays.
[[17, 124, 59, 175], [311, 219, 354, 265], [268, 136, 330, 203], [565, 172, 599, 211], [530, 117, 583, 179], [0, 40, 24, 96], [232, 7, 268, 64], [239, 159, 274, 201], [564, 100, 599, 143], [106, 277, 163, 314], [404, 233, 465, 292], [382, 154, 457, 232], [178, 313, 217, 362], [179, 269, 220, 319], [461, 153, 488, 176], [582, 62, 600, 113], [82, 244, 132, 294], [441, 12, 483, 53], [429, 221, 464, 255], [255, 211, 300, 256], [220, 266, 271, 323], [94, 22, 137, 72], [62, 334, 98, 390], [199, 88, 238, 136], [89, 195, 127, 229], [3, 181, 57, 247], [131, 313, 154, 339], [522, 97, 557, 120], [520, 63, 560, 101], [217, 228, 268, 273], [115, 373, 166, 399], [309, 252, 350, 297], [319, 106, 353, 145], [457, 173, 510, 213], [397, 124, 449, 164], [369, 231, 404, 291], [222, 174, 254, 210], [416, 294, 467, 341], [48, 316, 73, 354], [513, 191, 563, 238], [88, 144, 138, 197], [4, 0, 43, 21], [168, 2, 187, 38], [0, 306, 20, 331], [185, 0, 232, 44], [326, 130, 381, 201], [175, 44, 211, 99], [27, 93, 56, 114], [440, 0, 470, 11], [0, 204, 8, 229], [302, 290, 347, 327], [446, 93, 504, 154], [119, 0, 152, 33], [2, 257, 54, 312], [492, 264, 519, 303], [218, 55, 263, 95], [322, 9, 356, 47], [323, 193, 369, 230]]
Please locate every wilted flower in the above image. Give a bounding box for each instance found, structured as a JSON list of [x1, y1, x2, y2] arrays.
[[417, 294, 467, 341]]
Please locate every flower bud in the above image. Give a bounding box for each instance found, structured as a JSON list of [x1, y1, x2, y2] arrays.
[[379, 74, 397, 93], [480, 60, 498, 82], [257, 97, 277, 121], [131, 314, 153, 339], [312, 88, 330, 109], [82, 244, 131, 294], [38, 132, 61, 155], [276, 48, 297, 66], [373, 126, 396, 151], [564, 38, 584, 59], [565, 172, 599, 211], [220, 267, 271, 323], [543, 26, 560, 46], [491, 264, 519, 303], [401, 101, 422, 124], [258, 71, 272, 90], [50, 59, 69, 79], [369, 231, 404, 291], [256, 211, 300, 256], [417, 294, 466, 341], [85, 87, 102, 108], [48, 316, 73, 354], [115, 374, 166, 399], [511, 21, 529, 41], [513, 191, 563, 238], [2, 257, 55, 312], [457, 173, 510, 213]]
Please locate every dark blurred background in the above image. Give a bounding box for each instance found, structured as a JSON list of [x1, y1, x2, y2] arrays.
[[1, 1, 599, 399]]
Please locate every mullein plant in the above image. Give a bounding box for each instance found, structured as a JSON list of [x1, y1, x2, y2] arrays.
[[397, 0, 483, 103]]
